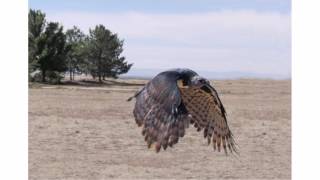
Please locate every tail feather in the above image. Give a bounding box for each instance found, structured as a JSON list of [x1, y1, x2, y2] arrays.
[[127, 87, 145, 101], [127, 96, 134, 101]]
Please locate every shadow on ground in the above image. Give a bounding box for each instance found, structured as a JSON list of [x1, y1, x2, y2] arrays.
[[29, 79, 146, 88], [64, 79, 145, 87]]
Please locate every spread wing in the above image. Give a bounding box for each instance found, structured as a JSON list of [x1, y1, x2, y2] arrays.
[[131, 73, 190, 152], [179, 84, 238, 154]]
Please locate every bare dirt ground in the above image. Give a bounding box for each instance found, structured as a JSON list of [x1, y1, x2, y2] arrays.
[[29, 79, 291, 180]]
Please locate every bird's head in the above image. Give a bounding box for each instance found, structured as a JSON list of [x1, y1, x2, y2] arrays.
[[173, 68, 210, 88], [189, 75, 210, 88], [177, 75, 210, 88]]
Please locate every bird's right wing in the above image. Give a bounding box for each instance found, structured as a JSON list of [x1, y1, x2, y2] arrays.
[[179, 84, 238, 154]]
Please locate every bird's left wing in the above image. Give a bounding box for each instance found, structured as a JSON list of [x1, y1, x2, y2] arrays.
[[132, 73, 190, 152]]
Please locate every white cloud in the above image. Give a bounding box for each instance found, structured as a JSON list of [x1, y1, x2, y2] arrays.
[[47, 10, 291, 76]]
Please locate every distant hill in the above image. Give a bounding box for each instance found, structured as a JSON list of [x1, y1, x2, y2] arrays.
[[120, 68, 291, 80]]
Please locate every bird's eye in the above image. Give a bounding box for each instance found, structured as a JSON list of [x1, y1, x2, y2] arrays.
[[199, 79, 206, 84]]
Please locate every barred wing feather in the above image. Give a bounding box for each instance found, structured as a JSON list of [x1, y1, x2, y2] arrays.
[[179, 85, 238, 154]]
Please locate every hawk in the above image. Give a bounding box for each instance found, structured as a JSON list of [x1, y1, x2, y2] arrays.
[[128, 68, 237, 154]]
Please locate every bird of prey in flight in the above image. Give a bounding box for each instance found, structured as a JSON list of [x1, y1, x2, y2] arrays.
[[128, 68, 237, 154]]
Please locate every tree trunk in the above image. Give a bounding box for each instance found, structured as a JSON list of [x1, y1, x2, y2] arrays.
[[42, 70, 46, 82], [97, 50, 103, 83], [98, 75, 102, 83], [69, 69, 72, 81]]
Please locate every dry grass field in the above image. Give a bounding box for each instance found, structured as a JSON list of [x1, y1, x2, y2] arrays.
[[29, 78, 291, 180]]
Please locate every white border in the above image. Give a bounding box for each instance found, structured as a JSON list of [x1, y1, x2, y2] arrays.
[[0, 0, 28, 179], [292, 0, 320, 179], [1, 0, 320, 179]]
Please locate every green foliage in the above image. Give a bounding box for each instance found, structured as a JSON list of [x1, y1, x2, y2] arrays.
[[87, 25, 132, 81], [65, 26, 87, 80], [28, 9, 70, 83], [29, 70, 63, 84], [29, 70, 42, 82], [36, 22, 70, 82], [28, 9, 46, 74], [46, 71, 64, 84]]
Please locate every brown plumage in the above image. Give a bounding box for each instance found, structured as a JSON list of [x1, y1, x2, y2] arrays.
[[128, 68, 238, 154]]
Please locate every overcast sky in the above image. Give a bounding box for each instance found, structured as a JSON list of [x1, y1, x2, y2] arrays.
[[29, 0, 291, 78]]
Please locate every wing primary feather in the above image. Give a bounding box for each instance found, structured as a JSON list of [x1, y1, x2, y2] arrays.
[[127, 87, 145, 101], [217, 135, 221, 152], [222, 136, 227, 155], [212, 133, 217, 151], [155, 142, 161, 153], [207, 135, 211, 145]]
